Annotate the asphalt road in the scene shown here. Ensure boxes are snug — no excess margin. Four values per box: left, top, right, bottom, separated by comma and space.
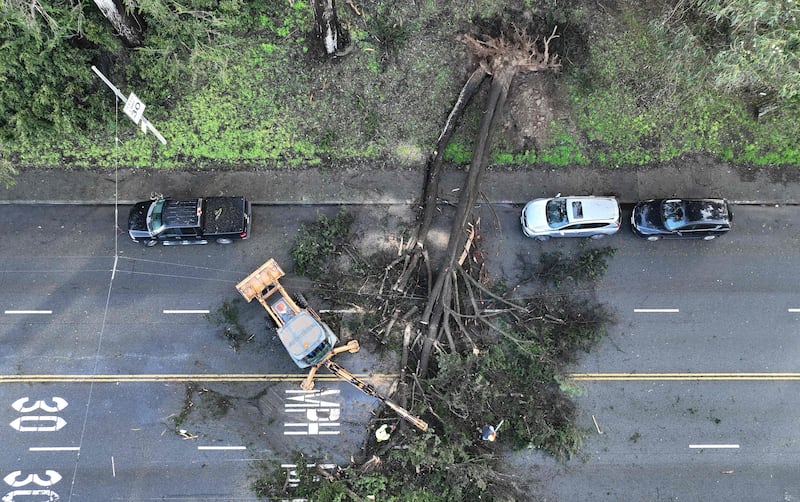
501, 204, 800, 501
0, 204, 408, 501
2, 202, 799, 500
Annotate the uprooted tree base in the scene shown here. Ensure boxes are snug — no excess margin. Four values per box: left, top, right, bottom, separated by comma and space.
253, 24, 615, 501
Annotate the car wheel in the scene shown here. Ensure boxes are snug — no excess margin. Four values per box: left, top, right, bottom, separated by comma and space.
146, 240, 158, 247
535, 235, 550, 242
646, 235, 661, 241
216, 237, 233, 244
703, 235, 717, 240
590, 234, 606, 240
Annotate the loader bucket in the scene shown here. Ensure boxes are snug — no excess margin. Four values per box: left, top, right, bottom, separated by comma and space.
236, 258, 285, 302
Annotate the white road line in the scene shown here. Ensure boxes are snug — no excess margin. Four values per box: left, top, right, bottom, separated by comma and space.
5, 310, 53, 315
689, 444, 739, 449
280, 463, 337, 469
197, 445, 246, 451
634, 308, 680, 313
284, 432, 340, 436
788, 308, 800, 313
111, 456, 116, 477
163, 309, 210, 314
29, 446, 80, 452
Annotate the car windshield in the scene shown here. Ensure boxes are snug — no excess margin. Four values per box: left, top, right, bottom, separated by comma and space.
148, 199, 165, 235
545, 199, 568, 228
662, 200, 686, 231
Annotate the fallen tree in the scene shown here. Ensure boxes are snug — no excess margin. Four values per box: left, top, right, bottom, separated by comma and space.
251, 23, 622, 502
396, 26, 562, 377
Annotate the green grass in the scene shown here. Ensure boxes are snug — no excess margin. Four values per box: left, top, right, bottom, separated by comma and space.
563, 4, 800, 168
6, 1, 800, 171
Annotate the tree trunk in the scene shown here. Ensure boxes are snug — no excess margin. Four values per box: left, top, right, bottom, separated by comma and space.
413, 67, 488, 250
313, 0, 352, 56
417, 69, 513, 376
93, 0, 143, 47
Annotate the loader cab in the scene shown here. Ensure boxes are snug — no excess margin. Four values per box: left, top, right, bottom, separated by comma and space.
277, 312, 338, 368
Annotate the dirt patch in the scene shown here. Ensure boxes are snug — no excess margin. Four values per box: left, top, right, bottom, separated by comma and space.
503, 73, 563, 151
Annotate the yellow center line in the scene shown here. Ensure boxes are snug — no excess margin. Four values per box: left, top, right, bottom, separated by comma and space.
570, 372, 800, 381
0, 373, 400, 384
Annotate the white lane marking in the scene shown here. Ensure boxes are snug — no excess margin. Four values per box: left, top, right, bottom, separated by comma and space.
5, 310, 53, 314
29, 447, 80, 452
111, 254, 118, 282
111, 456, 116, 477
281, 463, 337, 469
283, 422, 342, 436
689, 444, 739, 449
197, 445, 246, 450
163, 309, 210, 314
634, 308, 680, 313
788, 308, 800, 312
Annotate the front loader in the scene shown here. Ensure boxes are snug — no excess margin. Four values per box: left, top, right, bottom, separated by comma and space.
237, 259, 428, 431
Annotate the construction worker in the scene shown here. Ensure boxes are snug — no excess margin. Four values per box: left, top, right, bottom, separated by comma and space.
481, 420, 503, 442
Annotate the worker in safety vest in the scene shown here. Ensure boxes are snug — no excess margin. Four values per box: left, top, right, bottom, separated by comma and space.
375, 423, 395, 442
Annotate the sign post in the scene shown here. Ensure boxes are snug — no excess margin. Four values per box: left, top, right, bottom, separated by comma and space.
91, 66, 166, 145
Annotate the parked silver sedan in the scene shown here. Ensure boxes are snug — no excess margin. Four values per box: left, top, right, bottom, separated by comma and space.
521, 195, 621, 241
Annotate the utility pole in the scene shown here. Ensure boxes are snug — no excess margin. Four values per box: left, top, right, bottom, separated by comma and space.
91, 66, 166, 145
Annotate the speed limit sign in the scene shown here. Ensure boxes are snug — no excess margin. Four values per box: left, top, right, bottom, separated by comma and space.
123, 93, 146, 124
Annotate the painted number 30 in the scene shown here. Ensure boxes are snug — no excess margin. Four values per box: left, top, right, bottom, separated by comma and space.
4, 398, 67, 501
9, 397, 68, 433
3, 471, 61, 502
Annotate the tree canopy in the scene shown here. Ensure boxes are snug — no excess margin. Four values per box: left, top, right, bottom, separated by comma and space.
659, 0, 800, 100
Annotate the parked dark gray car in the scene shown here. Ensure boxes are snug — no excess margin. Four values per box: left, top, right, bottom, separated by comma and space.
631, 198, 732, 240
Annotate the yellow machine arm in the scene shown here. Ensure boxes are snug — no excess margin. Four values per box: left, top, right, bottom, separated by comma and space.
323, 359, 429, 432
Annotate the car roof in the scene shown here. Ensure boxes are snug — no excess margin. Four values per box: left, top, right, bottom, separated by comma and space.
564, 197, 619, 223
161, 199, 201, 228
668, 199, 729, 224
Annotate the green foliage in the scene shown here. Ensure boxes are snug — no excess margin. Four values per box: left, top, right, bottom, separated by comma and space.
656, 0, 800, 100
537, 246, 617, 286
495, 129, 590, 167
0, 143, 19, 188
291, 211, 354, 279
0, 26, 106, 147
5, 0, 800, 173
366, 5, 410, 70
1, 0, 467, 169
566, 4, 800, 167
444, 142, 473, 164
205, 298, 252, 350
252, 442, 480, 501
425, 292, 609, 460
251, 454, 339, 499
256, 0, 311, 38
